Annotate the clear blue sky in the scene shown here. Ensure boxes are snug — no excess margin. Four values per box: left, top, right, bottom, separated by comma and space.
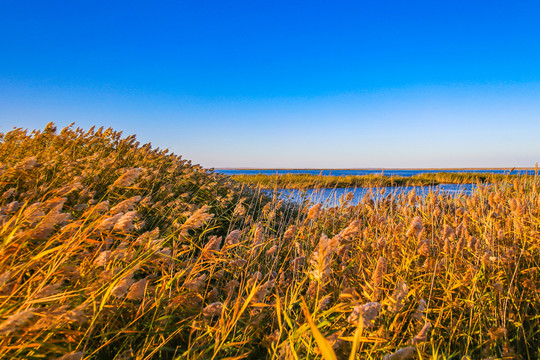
1, 1, 539, 168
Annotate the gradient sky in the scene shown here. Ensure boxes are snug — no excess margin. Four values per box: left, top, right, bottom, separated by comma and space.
1, 1, 539, 168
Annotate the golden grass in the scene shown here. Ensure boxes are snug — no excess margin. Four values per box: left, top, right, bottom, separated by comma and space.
0, 123, 539, 359
230, 172, 525, 189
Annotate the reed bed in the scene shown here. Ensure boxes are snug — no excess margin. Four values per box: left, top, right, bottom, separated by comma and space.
0, 124, 539, 359
230, 172, 525, 189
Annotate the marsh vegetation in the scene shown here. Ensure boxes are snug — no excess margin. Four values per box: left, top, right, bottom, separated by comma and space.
0, 124, 539, 359
230, 172, 526, 189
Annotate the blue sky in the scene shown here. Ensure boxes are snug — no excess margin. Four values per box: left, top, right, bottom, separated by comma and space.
1, 1, 539, 168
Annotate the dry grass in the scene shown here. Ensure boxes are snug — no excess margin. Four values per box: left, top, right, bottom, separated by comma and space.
0, 123, 539, 359
230, 172, 525, 189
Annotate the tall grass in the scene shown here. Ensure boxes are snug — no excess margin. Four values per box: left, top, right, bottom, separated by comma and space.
0, 124, 538, 359
230, 172, 525, 189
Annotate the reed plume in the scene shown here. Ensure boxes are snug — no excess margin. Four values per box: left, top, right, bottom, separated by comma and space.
111, 167, 143, 188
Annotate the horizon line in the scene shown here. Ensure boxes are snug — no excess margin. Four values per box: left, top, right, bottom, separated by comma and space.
214, 166, 537, 171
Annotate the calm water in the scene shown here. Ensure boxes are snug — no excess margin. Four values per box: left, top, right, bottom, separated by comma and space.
220, 168, 529, 206
217, 168, 534, 176
276, 183, 477, 207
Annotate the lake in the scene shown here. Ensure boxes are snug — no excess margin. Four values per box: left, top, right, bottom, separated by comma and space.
276, 183, 476, 207
219, 168, 532, 206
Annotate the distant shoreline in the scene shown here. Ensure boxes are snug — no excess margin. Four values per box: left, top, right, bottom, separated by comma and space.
227, 171, 531, 189
216, 167, 535, 171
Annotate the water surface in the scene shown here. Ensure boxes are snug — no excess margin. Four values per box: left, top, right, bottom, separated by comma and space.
278, 183, 476, 207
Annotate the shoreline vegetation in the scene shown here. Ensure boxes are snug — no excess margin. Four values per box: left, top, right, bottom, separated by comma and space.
1, 123, 539, 359
229, 172, 532, 189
